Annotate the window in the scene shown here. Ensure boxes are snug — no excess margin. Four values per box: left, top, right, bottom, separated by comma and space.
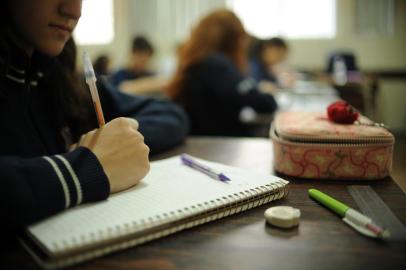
226, 0, 336, 39
74, 0, 114, 45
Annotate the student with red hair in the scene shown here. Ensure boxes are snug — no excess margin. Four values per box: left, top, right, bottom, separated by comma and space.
167, 10, 277, 136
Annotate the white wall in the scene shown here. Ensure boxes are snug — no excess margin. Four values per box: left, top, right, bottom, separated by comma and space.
122, 0, 406, 71
376, 80, 406, 133
128, 0, 226, 72
76, 0, 132, 71
76, 0, 406, 71
288, 0, 406, 71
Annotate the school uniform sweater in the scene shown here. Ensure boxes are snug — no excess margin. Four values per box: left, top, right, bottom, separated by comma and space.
0, 43, 189, 236
249, 58, 278, 84
175, 53, 278, 136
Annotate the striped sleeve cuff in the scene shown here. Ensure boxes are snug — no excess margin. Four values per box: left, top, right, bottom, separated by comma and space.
41, 147, 110, 209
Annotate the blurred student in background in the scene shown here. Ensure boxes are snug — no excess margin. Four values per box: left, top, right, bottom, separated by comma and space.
249, 37, 294, 89
93, 54, 111, 76
110, 36, 167, 95
110, 35, 155, 86
166, 9, 278, 137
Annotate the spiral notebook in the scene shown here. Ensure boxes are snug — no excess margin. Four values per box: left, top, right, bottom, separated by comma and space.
20, 155, 289, 269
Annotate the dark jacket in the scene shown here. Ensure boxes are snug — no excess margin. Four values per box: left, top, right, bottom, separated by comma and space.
176, 53, 277, 136
0, 43, 189, 237
249, 58, 278, 83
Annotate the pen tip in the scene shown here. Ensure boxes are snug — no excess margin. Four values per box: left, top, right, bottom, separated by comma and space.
219, 173, 231, 182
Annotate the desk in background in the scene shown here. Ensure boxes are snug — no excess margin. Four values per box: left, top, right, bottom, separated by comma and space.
275, 80, 339, 112
244, 80, 339, 137
2, 137, 405, 270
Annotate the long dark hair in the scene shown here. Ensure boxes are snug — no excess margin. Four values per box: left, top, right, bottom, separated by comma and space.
0, 2, 92, 141
0, 1, 11, 62
43, 38, 92, 140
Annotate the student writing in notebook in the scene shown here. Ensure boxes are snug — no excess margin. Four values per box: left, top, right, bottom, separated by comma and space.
0, 0, 188, 237
166, 10, 278, 137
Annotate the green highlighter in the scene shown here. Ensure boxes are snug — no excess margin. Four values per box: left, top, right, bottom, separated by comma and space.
308, 189, 390, 239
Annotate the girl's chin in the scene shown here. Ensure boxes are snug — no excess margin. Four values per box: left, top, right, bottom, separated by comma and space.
38, 42, 67, 57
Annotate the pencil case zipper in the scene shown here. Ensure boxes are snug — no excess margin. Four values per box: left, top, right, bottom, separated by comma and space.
271, 127, 395, 147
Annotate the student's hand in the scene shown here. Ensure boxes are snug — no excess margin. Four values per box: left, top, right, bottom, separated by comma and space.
119, 76, 169, 95
78, 117, 150, 193
258, 81, 278, 95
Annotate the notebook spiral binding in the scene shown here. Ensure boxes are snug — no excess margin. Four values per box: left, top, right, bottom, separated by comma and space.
37, 179, 288, 269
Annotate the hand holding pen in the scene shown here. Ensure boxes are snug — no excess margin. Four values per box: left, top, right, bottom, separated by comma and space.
78, 52, 150, 193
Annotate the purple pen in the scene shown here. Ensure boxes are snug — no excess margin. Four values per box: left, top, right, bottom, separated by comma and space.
180, 154, 231, 182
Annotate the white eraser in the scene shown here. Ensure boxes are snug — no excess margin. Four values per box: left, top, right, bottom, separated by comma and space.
264, 206, 301, 228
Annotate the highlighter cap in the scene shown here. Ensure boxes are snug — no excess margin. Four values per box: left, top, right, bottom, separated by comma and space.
82, 52, 96, 83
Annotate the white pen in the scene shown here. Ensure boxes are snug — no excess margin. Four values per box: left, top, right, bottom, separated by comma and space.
83, 52, 105, 127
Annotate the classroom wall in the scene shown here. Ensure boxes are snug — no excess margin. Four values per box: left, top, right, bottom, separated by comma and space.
288, 0, 406, 71
128, 0, 225, 73
76, 0, 132, 71
77, 0, 406, 72
122, 0, 406, 71
376, 80, 406, 134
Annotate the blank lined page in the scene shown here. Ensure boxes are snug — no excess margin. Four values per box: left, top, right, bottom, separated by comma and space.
28, 156, 287, 253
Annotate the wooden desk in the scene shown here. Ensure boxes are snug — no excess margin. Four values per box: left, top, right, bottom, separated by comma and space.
2, 137, 406, 270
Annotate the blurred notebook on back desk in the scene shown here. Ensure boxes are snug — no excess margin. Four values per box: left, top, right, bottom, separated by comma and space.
20, 155, 289, 269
